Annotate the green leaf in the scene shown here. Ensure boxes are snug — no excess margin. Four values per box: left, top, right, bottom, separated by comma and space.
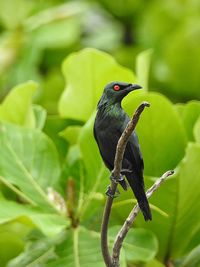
8, 227, 125, 267
194, 116, 200, 143
43, 116, 71, 160
123, 91, 187, 176
25, 2, 86, 31
60, 125, 82, 145
32, 105, 47, 130
137, 143, 200, 260
77, 114, 108, 220
59, 48, 135, 121
0, 0, 33, 29
145, 258, 165, 267
109, 226, 158, 263
0, 81, 37, 127
136, 49, 153, 91
7, 232, 63, 267
175, 101, 200, 141
38, 69, 65, 114
48, 227, 126, 267
113, 199, 168, 217
78, 113, 108, 190
0, 200, 69, 236
175, 103, 185, 117
179, 245, 200, 267
0, 231, 24, 266
0, 122, 61, 212
31, 18, 81, 49
170, 143, 200, 257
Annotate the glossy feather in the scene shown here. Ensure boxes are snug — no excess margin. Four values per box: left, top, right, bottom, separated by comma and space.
94, 82, 152, 221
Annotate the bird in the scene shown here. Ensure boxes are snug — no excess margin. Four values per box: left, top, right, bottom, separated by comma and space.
93, 81, 152, 221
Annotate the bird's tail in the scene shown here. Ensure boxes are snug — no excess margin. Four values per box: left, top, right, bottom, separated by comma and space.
126, 173, 152, 221
138, 199, 152, 221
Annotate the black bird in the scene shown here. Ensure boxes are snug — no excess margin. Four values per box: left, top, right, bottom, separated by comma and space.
93, 81, 152, 221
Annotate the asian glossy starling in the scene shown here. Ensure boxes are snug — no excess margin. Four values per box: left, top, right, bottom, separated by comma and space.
93, 81, 152, 221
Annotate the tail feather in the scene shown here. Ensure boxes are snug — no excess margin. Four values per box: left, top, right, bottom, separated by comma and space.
126, 173, 152, 221
138, 200, 152, 221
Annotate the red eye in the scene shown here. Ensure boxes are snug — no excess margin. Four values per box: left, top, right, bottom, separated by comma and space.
113, 85, 120, 91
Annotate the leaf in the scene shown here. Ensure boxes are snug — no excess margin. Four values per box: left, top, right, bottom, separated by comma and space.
136, 49, 153, 91
25, 2, 86, 31
78, 113, 108, 190
32, 105, 47, 130
0, 81, 37, 127
48, 227, 126, 267
194, 116, 200, 143
43, 116, 72, 160
0, 231, 24, 266
123, 91, 187, 176
109, 226, 158, 263
60, 125, 82, 145
137, 143, 200, 260
7, 232, 63, 267
31, 18, 81, 49
6, 41, 42, 87
145, 258, 165, 267
175, 101, 200, 141
8, 227, 126, 267
170, 143, 200, 257
179, 244, 200, 267
38, 69, 65, 114
0, 0, 33, 29
0, 200, 69, 236
59, 48, 135, 121
113, 199, 168, 217
77, 114, 108, 220
0, 122, 61, 211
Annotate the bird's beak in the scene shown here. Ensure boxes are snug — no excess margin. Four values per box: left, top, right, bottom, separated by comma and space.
127, 84, 142, 91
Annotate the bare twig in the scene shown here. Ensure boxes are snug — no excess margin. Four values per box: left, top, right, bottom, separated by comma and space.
112, 101, 150, 179
101, 102, 150, 267
112, 170, 174, 266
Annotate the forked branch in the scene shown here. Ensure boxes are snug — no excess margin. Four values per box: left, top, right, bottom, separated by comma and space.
100, 101, 174, 267
112, 170, 174, 266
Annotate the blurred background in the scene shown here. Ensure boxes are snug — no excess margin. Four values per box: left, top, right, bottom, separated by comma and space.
1, 0, 200, 110
0, 1, 200, 267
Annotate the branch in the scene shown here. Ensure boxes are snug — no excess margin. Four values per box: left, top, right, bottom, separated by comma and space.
112, 170, 174, 266
101, 102, 150, 267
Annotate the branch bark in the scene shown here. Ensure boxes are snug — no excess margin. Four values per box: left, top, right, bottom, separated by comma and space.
112, 170, 174, 266
100, 101, 174, 267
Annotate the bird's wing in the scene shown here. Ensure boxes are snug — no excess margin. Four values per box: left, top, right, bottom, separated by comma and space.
124, 132, 144, 176
93, 124, 115, 170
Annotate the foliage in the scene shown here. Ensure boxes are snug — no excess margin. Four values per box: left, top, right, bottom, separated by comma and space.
0, 48, 199, 266
0, 1, 200, 265
0, 0, 200, 104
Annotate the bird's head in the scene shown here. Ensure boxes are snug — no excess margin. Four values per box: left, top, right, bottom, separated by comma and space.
98, 81, 142, 108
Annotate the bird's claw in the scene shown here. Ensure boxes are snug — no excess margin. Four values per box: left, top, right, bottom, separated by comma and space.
105, 186, 120, 198
110, 173, 119, 184
110, 169, 132, 183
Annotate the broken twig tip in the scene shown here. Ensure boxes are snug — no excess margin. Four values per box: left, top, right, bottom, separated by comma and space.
143, 101, 150, 107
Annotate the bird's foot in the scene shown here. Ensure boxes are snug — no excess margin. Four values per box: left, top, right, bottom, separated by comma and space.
105, 186, 120, 198
110, 173, 119, 184
110, 169, 132, 184
110, 173, 125, 183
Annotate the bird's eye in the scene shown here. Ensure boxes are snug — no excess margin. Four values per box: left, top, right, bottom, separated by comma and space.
113, 85, 120, 91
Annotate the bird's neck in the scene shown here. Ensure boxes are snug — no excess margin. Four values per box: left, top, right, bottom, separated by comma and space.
97, 97, 124, 120
97, 94, 122, 110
